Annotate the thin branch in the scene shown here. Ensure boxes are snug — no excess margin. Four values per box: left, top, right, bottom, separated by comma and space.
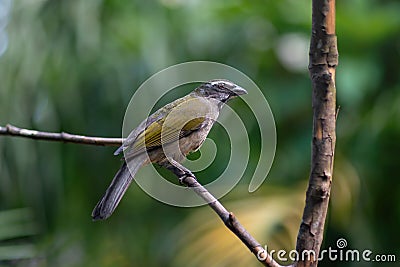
0, 124, 123, 146
295, 0, 338, 266
181, 176, 285, 267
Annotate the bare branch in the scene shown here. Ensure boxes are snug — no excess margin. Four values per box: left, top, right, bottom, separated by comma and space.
295, 0, 338, 266
0, 124, 123, 146
180, 175, 286, 267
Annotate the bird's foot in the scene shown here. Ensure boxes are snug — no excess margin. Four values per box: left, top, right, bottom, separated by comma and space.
178, 171, 196, 185
178, 176, 186, 185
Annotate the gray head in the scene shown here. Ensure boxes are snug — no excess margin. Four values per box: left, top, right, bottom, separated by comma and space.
194, 79, 248, 103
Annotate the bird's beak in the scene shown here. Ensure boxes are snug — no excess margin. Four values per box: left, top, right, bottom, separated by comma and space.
232, 85, 248, 96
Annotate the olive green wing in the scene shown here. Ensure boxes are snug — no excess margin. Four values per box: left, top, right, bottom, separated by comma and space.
114, 95, 193, 156
120, 95, 218, 159
126, 115, 208, 158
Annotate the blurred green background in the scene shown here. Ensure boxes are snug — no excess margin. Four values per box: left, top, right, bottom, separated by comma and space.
1, 0, 399, 266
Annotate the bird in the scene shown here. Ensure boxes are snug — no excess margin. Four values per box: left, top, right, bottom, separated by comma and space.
92, 79, 247, 220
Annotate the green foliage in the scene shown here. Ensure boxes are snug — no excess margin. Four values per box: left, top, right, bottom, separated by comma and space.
0, 0, 399, 266
0, 208, 38, 263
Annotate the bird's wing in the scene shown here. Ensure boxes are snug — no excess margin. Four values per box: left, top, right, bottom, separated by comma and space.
124, 96, 218, 158
125, 116, 208, 158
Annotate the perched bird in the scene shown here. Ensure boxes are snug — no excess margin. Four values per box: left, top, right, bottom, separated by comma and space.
92, 79, 247, 220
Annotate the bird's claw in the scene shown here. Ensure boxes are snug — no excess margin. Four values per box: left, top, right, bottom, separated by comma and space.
178, 176, 186, 185
178, 172, 196, 185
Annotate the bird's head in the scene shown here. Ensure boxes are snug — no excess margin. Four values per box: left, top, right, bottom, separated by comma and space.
193, 79, 248, 104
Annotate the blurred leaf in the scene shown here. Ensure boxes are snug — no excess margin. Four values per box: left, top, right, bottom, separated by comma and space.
0, 245, 36, 261
0, 208, 38, 241
168, 186, 305, 267
0, 208, 38, 262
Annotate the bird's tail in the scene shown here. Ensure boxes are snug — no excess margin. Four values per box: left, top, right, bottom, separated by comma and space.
92, 156, 145, 221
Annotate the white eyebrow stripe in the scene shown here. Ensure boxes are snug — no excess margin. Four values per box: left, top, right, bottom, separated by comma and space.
209, 80, 233, 87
